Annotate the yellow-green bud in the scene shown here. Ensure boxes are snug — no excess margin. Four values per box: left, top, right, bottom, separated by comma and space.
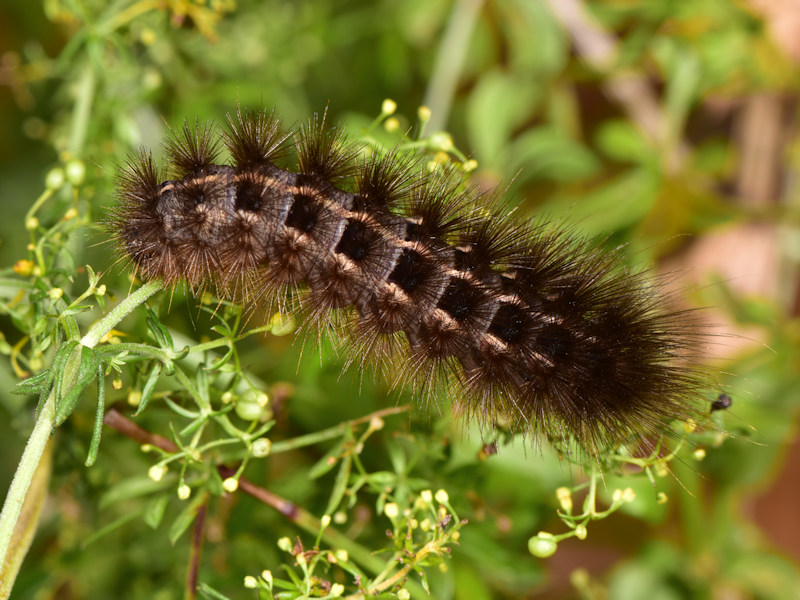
252, 437, 272, 457
148, 464, 166, 481
177, 484, 191, 500
381, 99, 397, 115
65, 159, 86, 186
277, 537, 293, 552
45, 167, 65, 190
528, 532, 557, 558
556, 487, 572, 513
429, 132, 453, 152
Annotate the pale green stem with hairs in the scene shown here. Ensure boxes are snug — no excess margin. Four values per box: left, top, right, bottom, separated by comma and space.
0, 281, 161, 598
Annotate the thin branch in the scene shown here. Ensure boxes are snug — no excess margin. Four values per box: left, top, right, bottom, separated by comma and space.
186, 502, 207, 600
104, 407, 179, 452
104, 408, 427, 599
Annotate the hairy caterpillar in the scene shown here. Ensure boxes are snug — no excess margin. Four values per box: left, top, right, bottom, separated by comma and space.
110, 106, 710, 455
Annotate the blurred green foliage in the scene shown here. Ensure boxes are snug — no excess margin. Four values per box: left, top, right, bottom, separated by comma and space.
1, 0, 799, 598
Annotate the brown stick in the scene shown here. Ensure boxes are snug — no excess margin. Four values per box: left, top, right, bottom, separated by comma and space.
103, 407, 301, 520
185, 502, 207, 599
102, 407, 395, 582
103, 407, 179, 453
217, 465, 300, 520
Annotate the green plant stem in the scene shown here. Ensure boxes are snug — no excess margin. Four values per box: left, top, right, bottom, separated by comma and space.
105, 407, 426, 599
68, 60, 96, 156
422, 0, 484, 131
0, 388, 56, 599
187, 325, 271, 354
228, 469, 432, 600
80, 279, 162, 348
269, 405, 410, 455
0, 282, 162, 597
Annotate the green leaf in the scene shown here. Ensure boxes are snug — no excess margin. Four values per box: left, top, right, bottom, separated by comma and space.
509, 127, 600, 181
541, 167, 660, 237
134, 361, 162, 416
55, 345, 100, 426
100, 475, 174, 508
309, 439, 346, 479
466, 68, 540, 167
208, 345, 235, 370
324, 451, 352, 516
197, 583, 232, 600
662, 44, 702, 149
84, 362, 105, 466
208, 465, 225, 497
283, 566, 304, 589
417, 568, 431, 594
146, 308, 174, 350
595, 120, 653, 164
195, 366, 210, 408
143, 494, 169, 529
12, 370, 51, 396
271, 577, 298, 591
34, 340, 77, 416
82, 508, 145, 548
169, 492, 207, 545
60, 304, 92, 317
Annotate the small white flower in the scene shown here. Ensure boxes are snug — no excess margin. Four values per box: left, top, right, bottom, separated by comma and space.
622, 487, 636, 503
334, 549, 349, 563
252, 438, 272, 457
277, 537, 293, 552
148, 464, 166, 482
381, 99, 397, 115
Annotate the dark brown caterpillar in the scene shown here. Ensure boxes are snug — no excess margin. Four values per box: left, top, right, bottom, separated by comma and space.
110, 106, 709, 455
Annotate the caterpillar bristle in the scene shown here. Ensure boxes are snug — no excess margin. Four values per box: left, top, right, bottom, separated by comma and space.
294, 109, 362, 182
111, 150, 164, 282
165, 119, 220, 177
224, 106, 289, 167
354, 149, 422, 213
110, 105, 712, 457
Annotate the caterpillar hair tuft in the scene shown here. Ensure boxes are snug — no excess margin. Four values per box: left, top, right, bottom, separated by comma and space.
110, 105, 712, 456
